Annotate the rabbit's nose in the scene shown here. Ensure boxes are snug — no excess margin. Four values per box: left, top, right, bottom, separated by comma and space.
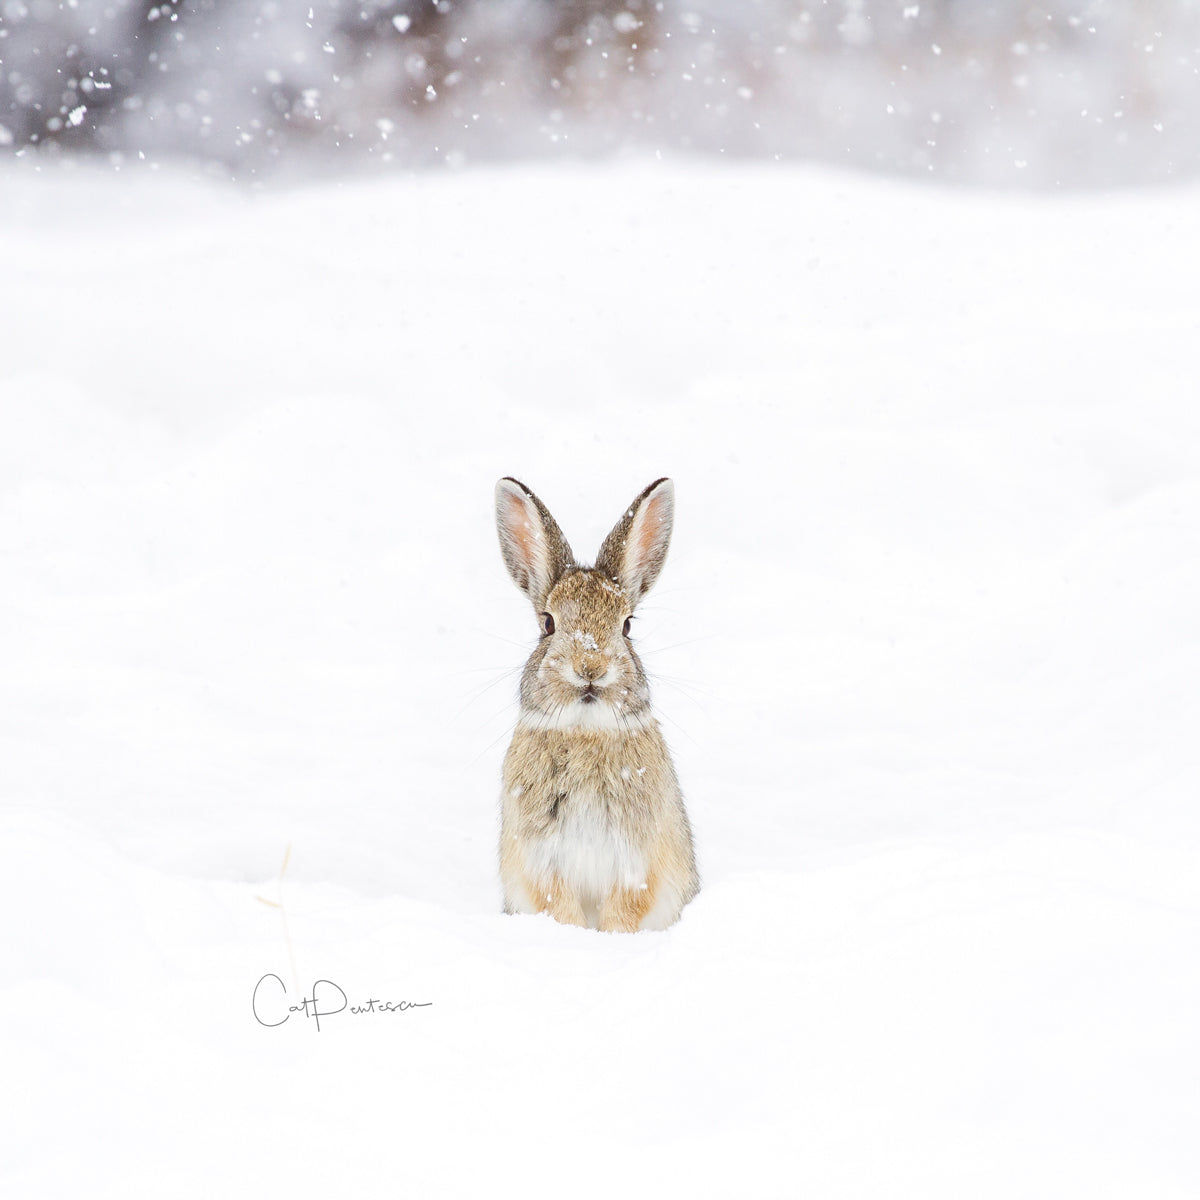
577, 656, 607, 682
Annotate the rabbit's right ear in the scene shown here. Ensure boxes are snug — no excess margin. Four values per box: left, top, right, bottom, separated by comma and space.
595, 477, 674, 609
495, 478, 575, 610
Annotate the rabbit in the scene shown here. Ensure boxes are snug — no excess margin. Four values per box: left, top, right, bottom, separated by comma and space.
494, 476, 699, 932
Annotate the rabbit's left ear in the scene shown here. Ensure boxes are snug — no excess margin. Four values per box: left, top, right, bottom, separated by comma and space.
495, 478, 575, 610
595, 478, 674, 608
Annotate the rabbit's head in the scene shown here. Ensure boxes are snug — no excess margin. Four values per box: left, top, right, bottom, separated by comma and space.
495, 477, 674, 730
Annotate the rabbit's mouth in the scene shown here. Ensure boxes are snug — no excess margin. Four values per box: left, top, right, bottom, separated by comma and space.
579, 685, 600, 704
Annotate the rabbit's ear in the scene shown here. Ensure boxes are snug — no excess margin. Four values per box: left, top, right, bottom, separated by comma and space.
595, 478, 674, 608
495, 478, 576, 609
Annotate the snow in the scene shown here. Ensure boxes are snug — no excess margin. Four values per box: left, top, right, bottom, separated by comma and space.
2, 160, 1199, 1197
6, 1, 1200, 185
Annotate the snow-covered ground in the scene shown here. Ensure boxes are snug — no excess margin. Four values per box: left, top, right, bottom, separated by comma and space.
2, 161, 1198, 1197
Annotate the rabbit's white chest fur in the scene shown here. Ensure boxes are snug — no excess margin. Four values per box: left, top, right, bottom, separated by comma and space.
523, 791, 646, 915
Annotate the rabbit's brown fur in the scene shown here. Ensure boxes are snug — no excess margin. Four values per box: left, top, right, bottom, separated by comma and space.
494, 479, 699, 931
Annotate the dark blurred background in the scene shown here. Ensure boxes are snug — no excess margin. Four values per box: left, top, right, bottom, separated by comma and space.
2, 0, 1197, 186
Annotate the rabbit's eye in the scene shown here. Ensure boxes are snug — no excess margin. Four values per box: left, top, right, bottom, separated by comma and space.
622, 617, 632, 637
541, 613, 555, 636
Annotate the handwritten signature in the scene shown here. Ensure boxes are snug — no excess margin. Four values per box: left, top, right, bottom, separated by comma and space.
253, 974, 432, 1032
